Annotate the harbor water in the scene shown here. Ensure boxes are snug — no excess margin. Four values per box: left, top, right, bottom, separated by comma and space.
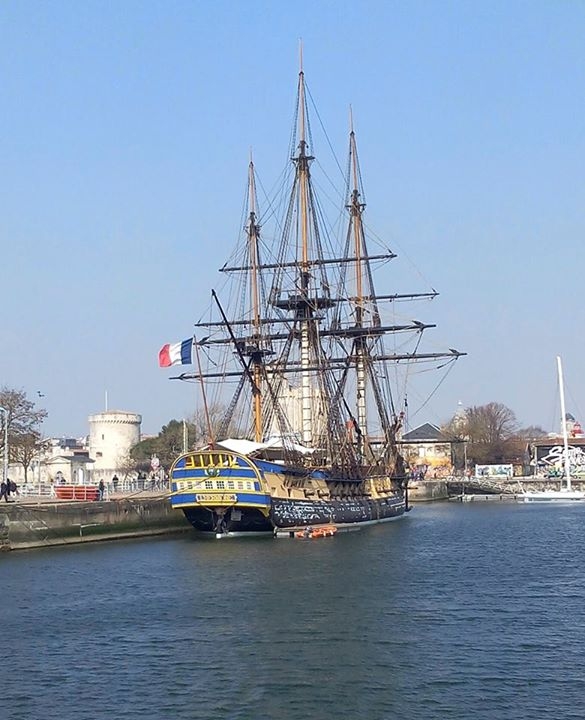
3, 502, 585, 720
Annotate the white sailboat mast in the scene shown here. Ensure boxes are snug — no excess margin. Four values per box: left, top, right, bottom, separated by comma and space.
557, 355, 572, 491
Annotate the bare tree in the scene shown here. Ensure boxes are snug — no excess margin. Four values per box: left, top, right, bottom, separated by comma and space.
514, 425, 548, 440
0, 387, 48, 478
444, 402, 518, 466
117, 453, 139, 482
11, 432, 39, 483
186, 403, 229, 446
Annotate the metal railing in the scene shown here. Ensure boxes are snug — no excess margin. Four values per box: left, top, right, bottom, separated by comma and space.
14, 478, 170, 501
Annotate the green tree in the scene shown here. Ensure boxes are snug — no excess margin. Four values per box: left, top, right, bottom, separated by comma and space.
131, 419, 196, 469
130, 405, 229, 470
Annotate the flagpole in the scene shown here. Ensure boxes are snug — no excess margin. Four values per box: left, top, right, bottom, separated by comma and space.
193, 337, 214, 446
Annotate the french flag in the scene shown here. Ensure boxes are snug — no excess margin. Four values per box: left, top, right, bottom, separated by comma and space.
158, 338, 194, 367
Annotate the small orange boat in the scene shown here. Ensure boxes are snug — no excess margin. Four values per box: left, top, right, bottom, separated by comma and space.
294, 525, 337, 539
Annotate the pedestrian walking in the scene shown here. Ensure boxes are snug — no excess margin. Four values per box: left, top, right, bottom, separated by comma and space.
0, 480, 8, 502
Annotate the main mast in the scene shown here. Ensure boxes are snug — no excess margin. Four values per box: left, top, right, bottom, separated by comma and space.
297, 50, 314, 446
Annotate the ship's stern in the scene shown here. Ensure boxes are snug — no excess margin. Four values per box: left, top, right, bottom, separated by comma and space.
170, 449, 273, 535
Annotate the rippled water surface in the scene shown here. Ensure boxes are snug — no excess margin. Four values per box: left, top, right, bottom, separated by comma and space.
3, 502, 585, 719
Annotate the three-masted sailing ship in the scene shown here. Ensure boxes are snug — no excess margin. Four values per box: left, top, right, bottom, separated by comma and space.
166, 61, 463, 537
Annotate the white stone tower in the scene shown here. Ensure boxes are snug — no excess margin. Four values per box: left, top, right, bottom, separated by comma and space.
88, 411, 142, 476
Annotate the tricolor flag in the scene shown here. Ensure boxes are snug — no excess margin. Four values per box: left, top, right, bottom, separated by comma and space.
158, 338, 194, 367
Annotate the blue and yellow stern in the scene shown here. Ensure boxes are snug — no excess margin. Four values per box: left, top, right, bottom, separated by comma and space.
170, 450, 274, 534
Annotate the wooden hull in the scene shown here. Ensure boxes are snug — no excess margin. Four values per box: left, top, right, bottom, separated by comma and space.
270, 495, 406, 528
170, 448, 407, 537
181, 493, 406, 535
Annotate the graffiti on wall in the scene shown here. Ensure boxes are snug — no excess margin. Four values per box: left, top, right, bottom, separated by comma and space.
538, 444, 585, 475
475, 464, 513, 478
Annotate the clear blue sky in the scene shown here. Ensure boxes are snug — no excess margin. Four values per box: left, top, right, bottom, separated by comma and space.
1, 0, 584, 437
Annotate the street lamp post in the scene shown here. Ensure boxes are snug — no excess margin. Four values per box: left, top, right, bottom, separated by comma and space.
37, 429, 43, 493
0, 406, 8, 485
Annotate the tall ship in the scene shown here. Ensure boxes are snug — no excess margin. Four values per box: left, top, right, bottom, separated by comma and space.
165, 59, 464, 537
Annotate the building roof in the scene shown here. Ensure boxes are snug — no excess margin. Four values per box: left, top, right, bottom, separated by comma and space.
531, 436, 585, 447
401, 423, 452, 443
46, 455, 95, 465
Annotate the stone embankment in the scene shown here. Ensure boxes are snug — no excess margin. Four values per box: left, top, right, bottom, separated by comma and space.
0, 492, 191, 552
3, 477, 524, 551
408, 476, 545, 501
408, 479, 449, 502
447, 476, 585, 496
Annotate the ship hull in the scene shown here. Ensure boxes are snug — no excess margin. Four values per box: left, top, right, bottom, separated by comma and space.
270, 495, 405, 528
180, 494, 406, 536
170, 448, 407, 537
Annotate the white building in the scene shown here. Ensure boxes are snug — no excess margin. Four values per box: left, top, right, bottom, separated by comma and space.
9, 410, 142, 488
88, 411, 142, 478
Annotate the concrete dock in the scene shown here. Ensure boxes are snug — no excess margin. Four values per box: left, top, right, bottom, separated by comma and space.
0, 491, 191, 551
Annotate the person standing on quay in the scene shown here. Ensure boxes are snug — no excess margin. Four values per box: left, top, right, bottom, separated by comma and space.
98, 478, 105, 501
0, 480, 8, 502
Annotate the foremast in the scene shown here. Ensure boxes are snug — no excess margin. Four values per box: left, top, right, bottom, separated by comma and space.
271, 56, 339, 455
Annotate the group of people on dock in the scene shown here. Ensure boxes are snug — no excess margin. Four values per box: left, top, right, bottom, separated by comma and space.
0, 479, 18, 502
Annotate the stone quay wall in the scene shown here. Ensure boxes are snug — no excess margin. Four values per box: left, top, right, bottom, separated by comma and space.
409, 479, 449, 502
0, 496, 191, 552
